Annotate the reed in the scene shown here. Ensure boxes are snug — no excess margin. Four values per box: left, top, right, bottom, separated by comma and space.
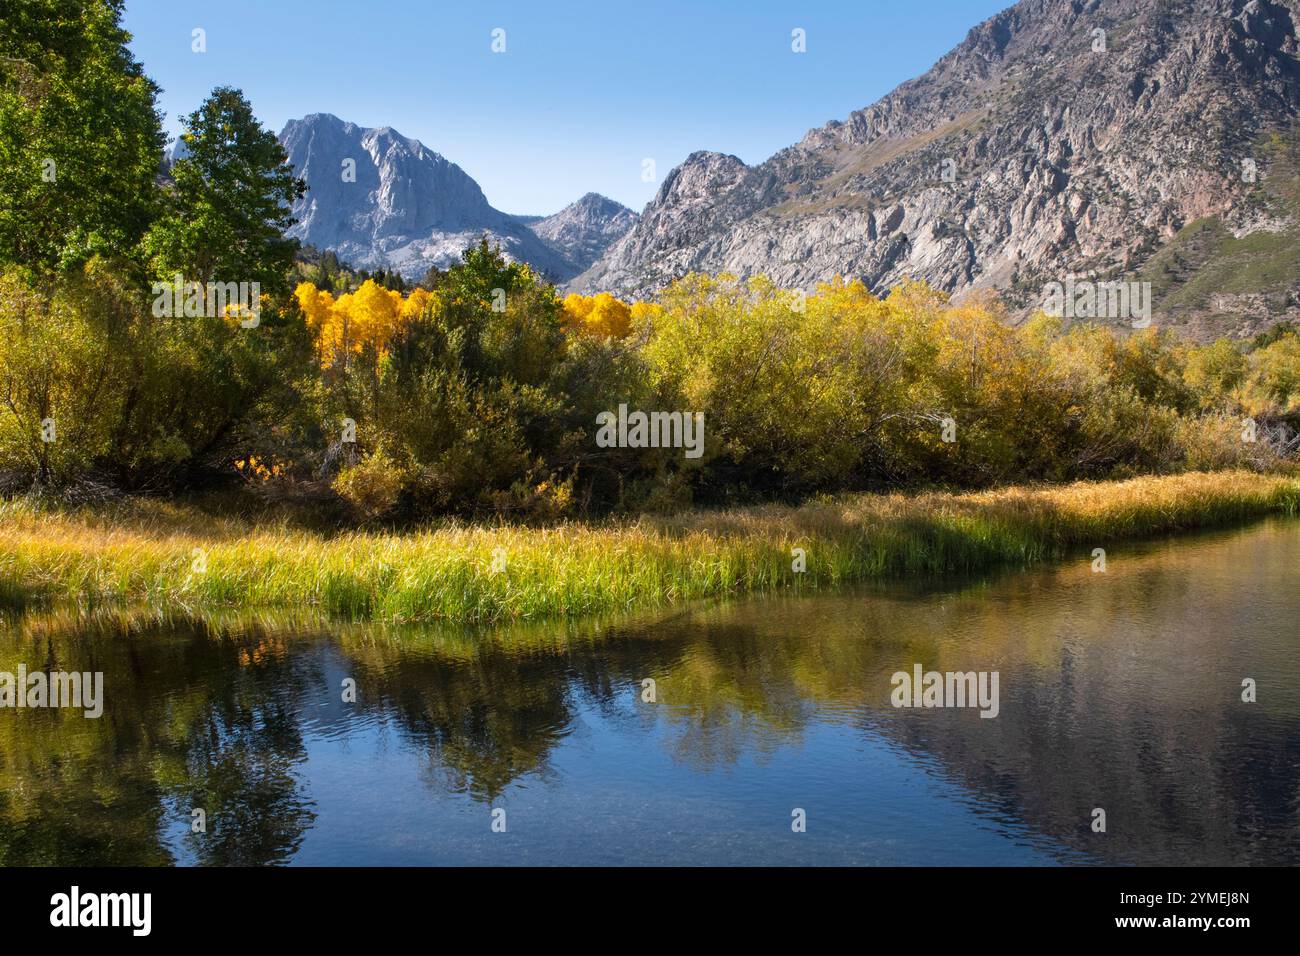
1, 470, 1296, 624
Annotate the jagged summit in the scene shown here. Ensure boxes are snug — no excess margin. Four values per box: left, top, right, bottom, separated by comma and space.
526, 192, 639, 276
278, 114, 636, 281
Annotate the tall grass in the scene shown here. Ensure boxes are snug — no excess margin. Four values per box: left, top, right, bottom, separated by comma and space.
1, 470, 1297, 624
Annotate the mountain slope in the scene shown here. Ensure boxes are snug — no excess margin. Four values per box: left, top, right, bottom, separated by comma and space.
279, 114, 633, 281
574, 0, 1300, 335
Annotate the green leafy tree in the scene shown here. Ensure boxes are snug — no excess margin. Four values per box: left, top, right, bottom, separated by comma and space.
0, 0, 164, 273
146, 86, 303, 293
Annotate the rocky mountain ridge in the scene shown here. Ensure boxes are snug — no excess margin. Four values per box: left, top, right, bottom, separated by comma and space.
572, 0, 1300, 337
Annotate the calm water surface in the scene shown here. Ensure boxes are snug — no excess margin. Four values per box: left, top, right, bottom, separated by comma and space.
2, 519, 1298, 866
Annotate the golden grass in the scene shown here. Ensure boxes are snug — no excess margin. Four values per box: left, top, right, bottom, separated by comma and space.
1, 470, 1296, 624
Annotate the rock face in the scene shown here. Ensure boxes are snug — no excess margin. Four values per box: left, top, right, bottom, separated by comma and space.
573, 0, 1300, 333
279, 114, 634, 281
525, 193, 640, 276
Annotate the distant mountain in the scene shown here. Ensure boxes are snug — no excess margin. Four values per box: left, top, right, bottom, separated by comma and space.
573, 0, 1300, 337
278, 113, 635, 282
524, 192, 640, 277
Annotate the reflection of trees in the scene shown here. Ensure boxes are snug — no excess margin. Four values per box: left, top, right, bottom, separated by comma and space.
172, 697, 315, 866
593, 619, 817, 770
332, 614, 823, 792
392, 655, 573, 803
0, 613, 316, 866
0, 704, 172, 865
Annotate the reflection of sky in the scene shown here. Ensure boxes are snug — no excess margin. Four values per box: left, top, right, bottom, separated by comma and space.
290, 684, 1074, 866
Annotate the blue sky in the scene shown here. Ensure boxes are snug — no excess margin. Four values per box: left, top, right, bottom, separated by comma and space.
123, 0, 1009, 215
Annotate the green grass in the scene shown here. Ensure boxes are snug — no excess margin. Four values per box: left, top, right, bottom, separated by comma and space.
1, 470, 1298, 624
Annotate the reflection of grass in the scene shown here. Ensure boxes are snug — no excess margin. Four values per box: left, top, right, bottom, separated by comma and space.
1, 470, 1297, 624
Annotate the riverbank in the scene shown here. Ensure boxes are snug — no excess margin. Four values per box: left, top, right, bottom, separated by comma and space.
1, 470, 1297, 623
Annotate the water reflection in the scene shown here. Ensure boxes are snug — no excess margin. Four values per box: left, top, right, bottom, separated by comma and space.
0, 617, 317, 864
1, 519, 1298, 865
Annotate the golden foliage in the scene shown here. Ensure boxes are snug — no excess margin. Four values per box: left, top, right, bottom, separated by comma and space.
295, 280, 439, 364
562, 292, 633, 338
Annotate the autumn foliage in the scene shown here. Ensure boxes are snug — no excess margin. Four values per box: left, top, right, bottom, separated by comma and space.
561, 292, 633, 338
266, 248, 1300, 521
295, 279, 435, 362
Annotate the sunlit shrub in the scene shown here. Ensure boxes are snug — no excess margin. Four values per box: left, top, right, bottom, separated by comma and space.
332, 446, 410, 519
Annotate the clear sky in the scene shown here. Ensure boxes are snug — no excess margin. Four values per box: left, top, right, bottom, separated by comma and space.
123, 0, 1010, 216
